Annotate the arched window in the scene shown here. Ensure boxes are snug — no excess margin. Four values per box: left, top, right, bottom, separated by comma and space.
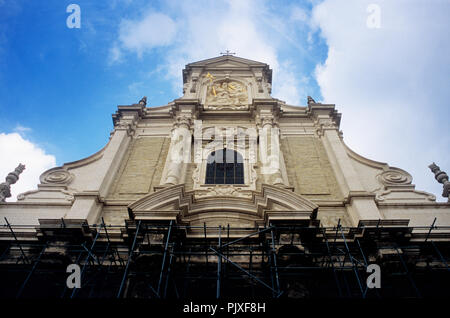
205, 149, 244, 184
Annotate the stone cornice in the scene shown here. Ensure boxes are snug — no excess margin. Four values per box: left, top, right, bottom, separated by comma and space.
112, 103, 145, 127
307, 103, 342, 129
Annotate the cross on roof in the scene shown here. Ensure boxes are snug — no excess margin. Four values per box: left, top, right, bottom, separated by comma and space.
220, 50, 236, 56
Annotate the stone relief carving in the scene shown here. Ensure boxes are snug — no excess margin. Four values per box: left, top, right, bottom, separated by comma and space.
377, 169, 412, 186
205, 80, 248, 110
195, 185, 252, 199
40, 168, 74, 185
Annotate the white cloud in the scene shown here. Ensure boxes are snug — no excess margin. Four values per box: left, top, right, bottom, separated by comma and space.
13, 125, 31, 133
275, 60, 302, 105
170, 0, 304, 104
108, 44, 123, 64
0, 132, 56, 201
115, 11, 177, 58
291, 6, 308, 23
110, 0, 303, 104
312, 0, 450, 200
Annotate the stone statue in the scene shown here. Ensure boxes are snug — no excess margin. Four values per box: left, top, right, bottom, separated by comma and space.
429, 162, 450, 201
183, 82, 189, 94
0, 164, 25, 202
307, 96, 316, 105
164, 119, 192, 185
139, 96, 147, 106
265, 82, 272, 94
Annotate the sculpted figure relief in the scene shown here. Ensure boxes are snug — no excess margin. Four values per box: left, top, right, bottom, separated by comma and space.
205, 80, 248, 110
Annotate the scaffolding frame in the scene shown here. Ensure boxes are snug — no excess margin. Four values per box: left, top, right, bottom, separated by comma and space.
1, 217, 450, 299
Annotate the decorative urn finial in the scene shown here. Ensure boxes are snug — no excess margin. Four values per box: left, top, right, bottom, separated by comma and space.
0, 163, 26, 202
429, 162, 450, 200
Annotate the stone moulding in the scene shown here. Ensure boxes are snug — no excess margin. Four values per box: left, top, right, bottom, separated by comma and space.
127, 183, 319, 227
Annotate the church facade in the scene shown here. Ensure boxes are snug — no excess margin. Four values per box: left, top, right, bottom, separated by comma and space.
1, 55, 449, 298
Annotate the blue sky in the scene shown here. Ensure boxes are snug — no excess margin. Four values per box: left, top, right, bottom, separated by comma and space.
0, 0, 449, 201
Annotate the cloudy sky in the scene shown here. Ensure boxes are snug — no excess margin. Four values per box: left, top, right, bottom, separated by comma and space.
0, 0, 449, 201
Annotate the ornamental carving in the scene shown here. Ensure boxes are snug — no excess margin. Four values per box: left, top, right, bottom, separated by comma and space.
40, 168, 74, 185
378, 169, 412, 186
195, 185, 252, 199
174, 114, 192, 129
205, 80, 248, 110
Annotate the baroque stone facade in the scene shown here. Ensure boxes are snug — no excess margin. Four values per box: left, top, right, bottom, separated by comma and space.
1, 55, 450, 235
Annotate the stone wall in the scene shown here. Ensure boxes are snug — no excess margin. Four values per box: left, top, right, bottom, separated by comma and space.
281, 136, 343, 200
107, 136, 170, 200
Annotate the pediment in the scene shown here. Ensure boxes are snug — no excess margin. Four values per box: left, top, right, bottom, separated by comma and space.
186, 55, 268, 68
206, 61, 252, 69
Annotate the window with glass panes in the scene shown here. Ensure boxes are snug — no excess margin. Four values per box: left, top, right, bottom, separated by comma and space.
205, 149, 244, 184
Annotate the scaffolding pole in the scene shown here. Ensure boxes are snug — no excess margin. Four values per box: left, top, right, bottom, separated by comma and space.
216, 225, 222, 299
270, 225, 281, 297
4, 217, 29, 264
0, 222, 449, 299
157, 220, 173, 297
16, 243, 47, 298
338, 224, 365, 297
210, 247, 281, 297
117, 220, 141, 298
71, 224, 102, 298
395, 245, 422, 298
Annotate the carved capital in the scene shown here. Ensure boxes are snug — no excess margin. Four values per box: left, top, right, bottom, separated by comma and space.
173, 114, 193, 130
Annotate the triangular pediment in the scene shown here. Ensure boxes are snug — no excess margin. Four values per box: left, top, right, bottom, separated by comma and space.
182, 55, 273, 90
186, 55, 268, 68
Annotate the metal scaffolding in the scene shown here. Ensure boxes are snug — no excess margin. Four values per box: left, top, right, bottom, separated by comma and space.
0, 217, 450, 299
